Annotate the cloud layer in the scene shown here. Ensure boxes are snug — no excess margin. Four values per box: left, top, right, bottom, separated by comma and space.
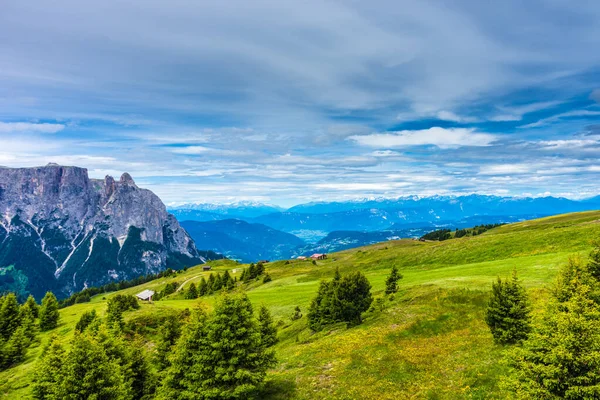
1, 0, 600, 205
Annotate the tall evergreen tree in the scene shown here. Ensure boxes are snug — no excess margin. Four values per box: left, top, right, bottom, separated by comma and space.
154, 315, 183, 371
22, 294, 39, 319
504, 275, 600, 398
212, 273, 223, 292
75, 309, 97, 333
39, 292, 60, 331
588, 240, 600, 280
198, 277, 208, 296
336, 271, 373, 326
258, 305, 278, 347
159, 295, 276, 399
255, 262, 265, 277
485, 270, 531, 344
222, 270, 234, 290
55, 332, 127, 399
247, 263, 256, 280
0, 293, 21, 340
185, 283, 199, 299
32, 336, 66, 399
207, 274, 216, 294
385, 265, 403, 295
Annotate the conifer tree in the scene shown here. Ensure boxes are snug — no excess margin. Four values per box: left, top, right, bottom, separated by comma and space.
0, 293, 21, 340
39, 292, 60, 331
485, 270, 531, 344
159, 295, 276, 399
3, 325, 28, 366
22, 294, 39, 319
207, 274, 216, 294
154, 315, 182, 371
212, 273, 223, 292
32, 336, 66, 399
198, 277, 208, 296
504, 274, 600, 398
255, 262, 265, 276
385, 265, 403, 295
19, 308, 38, 345
222, 270, 234, 290
75, 309, 97, 333
247, 263, 256, 280
56, 332, 126, 399
185, 282, 198, 299
588, 239, 600, 280
336, 271, 373, 326
258, 305, 278, 347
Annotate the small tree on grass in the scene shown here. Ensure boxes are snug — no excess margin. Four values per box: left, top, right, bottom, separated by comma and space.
258, 305, 278, 347
588, 240, 600, 280
39, 292, 60, 331
485, 270, 531, 344
385, 265, 403, 295
75, 310, 97, 333
0, 293, 22, 340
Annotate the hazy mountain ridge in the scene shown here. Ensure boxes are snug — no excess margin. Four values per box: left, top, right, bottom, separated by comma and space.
0, 165, 207, 299
181, 219, 304, 262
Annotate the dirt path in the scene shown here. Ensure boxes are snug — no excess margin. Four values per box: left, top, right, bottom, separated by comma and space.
176, 275, 201, 292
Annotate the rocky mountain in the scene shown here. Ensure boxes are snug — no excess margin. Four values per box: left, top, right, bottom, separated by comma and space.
0, 164, 207, 299
180, 219, 305, 263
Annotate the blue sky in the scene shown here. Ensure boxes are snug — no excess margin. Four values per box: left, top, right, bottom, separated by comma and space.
1, 0, 600, 207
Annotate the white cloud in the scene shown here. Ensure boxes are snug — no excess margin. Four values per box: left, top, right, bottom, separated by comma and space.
349, 127, 496, 149
479, 164, 531, 175
0, 121, 65, 134
519, 110, 600, 129
436, 111, 478, 123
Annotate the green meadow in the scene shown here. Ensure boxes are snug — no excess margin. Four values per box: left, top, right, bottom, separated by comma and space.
3, 210, 600, 399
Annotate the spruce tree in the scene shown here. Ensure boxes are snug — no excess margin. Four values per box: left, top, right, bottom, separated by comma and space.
207, 274, 216, 294
336, 271, 373, 326
485, 271, 531, 344
258, 305, 278, 347
185, 282, 199, 299
385, 265, 403, 295
588, 240, 600, 280
56, 332, 126, 399
154, 314, 182, 371
255, 262, 265, 276
32, 336, 66, 399
0, 293, 21, 340
159, 295, 276, 399
22, 294, 39, 319
75, 309, 97, 333
39, 292, 60, 331
247, 263, 256, 280
3, 325, 28, 366
222, 270, 234, 290
198, 277, 208, 296
504, 275, 600, 398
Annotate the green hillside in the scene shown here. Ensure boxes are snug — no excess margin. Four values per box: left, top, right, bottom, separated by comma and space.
3, 210, 600, 399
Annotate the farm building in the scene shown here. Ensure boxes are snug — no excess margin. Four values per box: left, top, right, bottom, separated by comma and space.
310, 253, 327, 260
136, 289, 155, 301
202, 265, 212, 271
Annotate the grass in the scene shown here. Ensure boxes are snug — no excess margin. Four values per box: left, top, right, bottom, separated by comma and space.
2, 210, 600, 399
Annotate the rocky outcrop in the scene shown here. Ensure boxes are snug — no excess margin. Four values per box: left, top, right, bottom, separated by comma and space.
0, 164, 205, 299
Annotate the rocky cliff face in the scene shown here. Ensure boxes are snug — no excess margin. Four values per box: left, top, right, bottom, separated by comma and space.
0, 164, 205, 299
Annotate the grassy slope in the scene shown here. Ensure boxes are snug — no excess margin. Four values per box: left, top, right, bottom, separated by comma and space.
3, 210, 600, 399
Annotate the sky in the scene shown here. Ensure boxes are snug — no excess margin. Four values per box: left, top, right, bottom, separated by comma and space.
1, 0, 600, 207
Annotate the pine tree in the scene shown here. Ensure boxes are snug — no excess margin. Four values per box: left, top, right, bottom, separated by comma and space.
485, 271, 532, 344
19, 308, 38, 345
247, 263, 256, 280
207, 274, 216, 294
75, 309, 97, 333
255, 262, 265, 276
258, 305, 278, 347
222, 270, 234, 290
185, 282, 199, 299
22, 294, 39, 319
504, 275, 600, 398
385, 265, 403, 295
212, 273, 223, 292
0, 293, 22, 340
56, 332, 127, 399
32, 336, 66, 399
198, 277, 208, 296
336, 271, 373, 326
588, 239, 600, 280
39, 292, 60, 331
159, 295, 276, 399
154, 314, 182, 371
3, 325, 28, 366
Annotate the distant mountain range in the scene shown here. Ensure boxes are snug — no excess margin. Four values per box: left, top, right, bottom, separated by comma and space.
170, 195, 600, 261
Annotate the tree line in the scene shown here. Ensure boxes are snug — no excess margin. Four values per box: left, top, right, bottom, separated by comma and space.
32, 293, 278, 399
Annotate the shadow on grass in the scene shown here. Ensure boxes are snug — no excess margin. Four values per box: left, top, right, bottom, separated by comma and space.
262, 374, 297, 399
